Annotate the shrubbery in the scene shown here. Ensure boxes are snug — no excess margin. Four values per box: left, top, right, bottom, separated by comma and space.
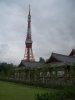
36, 87, 75, 100
0, 78, 64, 89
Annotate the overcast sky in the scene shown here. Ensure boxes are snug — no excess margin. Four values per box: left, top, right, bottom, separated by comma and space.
0, 0, 75, 64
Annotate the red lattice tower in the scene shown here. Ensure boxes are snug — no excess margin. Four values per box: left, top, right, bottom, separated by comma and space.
24, 5, 35, 62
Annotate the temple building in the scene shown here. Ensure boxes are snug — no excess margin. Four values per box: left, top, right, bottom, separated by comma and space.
12, 6, 75, 86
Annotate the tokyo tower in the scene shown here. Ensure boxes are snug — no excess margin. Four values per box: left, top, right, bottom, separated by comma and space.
24, 5, 35, 62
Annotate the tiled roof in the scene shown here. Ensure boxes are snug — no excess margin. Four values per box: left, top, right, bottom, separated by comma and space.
47, 53, 75, 64
19, 60, 43, 68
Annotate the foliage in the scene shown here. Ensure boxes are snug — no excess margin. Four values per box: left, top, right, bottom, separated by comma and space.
39, 57, 45, 63
0, 78, 66, 89
36, 86, 75, 100
0, 62, 15, 77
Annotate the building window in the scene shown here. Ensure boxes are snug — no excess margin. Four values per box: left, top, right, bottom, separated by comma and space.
40, 72, 43, 77
57, 71, 64, 77
52, 71, 55, 75
46, 71, 50, 77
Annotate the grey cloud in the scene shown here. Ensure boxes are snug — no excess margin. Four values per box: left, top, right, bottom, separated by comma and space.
0, 0, 75, 64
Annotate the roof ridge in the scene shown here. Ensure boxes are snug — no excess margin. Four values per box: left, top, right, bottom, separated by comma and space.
52, 52, 75, 58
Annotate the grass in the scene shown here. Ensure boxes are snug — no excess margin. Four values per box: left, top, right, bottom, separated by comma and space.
0, 81, 58, 100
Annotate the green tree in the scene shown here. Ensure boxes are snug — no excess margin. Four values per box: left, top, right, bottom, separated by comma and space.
39, 57, 45, 63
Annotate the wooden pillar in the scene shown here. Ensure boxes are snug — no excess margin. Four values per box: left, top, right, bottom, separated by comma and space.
27, 70, 29, 81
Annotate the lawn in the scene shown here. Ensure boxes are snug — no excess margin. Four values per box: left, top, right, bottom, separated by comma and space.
0, 81, 58, 100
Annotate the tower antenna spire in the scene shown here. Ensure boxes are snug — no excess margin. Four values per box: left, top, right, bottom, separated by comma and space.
29, 4, 30, 15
